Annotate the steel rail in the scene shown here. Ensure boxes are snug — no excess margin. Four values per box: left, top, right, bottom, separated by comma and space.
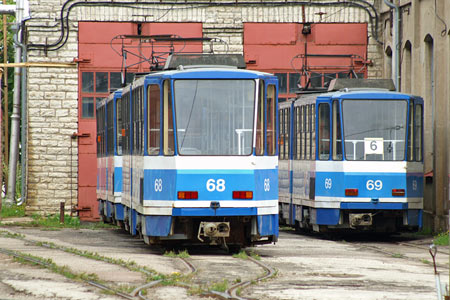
0, 247, 138, 300
226, 255, 276, 300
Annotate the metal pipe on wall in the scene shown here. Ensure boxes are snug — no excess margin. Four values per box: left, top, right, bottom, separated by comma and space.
5, 0, 23, 205
383, 0, 400, 91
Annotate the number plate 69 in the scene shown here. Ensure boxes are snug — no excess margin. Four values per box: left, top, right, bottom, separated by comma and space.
366, 179, 382, 191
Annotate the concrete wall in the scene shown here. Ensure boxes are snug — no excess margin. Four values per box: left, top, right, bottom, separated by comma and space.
24, 0, 381, 215
380, 0, 450, 231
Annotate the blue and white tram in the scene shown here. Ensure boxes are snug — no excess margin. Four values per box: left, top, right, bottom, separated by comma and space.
279, 80, 424, 232
97, 89, 125, 225
116, 62, 279, 248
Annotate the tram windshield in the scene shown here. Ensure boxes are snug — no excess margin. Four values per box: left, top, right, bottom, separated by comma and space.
174, 79, 255, 155
342, 100, 407, 161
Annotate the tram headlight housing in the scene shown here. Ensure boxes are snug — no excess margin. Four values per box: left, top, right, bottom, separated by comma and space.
345, 189, 358, 196
232, 191, 253, 199
177, 191, 198, 199
392, 189, 405, 196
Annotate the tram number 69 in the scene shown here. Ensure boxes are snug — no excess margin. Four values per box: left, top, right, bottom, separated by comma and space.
206, 179, 226, 192
264, 178, 270, 192
366, 179, 382, 191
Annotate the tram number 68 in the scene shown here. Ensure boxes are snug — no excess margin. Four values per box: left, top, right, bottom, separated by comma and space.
154, 178, 163, 192
206, 179, 226, 192
366, 179, 382, 191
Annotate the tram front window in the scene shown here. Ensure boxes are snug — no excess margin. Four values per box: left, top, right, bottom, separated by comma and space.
174, 79, 255, 155
342, 100, 407, 161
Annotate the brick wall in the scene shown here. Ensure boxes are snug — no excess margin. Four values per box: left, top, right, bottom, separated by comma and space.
25, 0, 381, 215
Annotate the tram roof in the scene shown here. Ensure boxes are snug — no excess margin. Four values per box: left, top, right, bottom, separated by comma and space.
319, 89, 422, 100
144, 67, 276, 80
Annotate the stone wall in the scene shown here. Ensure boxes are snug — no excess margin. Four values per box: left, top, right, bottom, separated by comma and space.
380, 0, 450, 231
24, 0, 381, 215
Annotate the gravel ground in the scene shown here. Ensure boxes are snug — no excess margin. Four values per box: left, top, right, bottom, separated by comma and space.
0, 224, 448, 300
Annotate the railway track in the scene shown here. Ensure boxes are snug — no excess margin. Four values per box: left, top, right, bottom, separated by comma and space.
205, 252, 276, 300
0, 230, 276, 300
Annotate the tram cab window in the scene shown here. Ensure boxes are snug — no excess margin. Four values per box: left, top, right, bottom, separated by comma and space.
342, 100, 407, 161
318, 103, 330, 160
266, 85, 277, 156
148, 84, 161, 155
332, 100, 343, 160
414, 104, 423, 161
163, 80, 174, 156
132, 86, 144, 155
407, 102, 414, 161
256, 82, 264, 156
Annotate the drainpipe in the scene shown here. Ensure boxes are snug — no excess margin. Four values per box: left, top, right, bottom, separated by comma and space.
5, 0, 24, 205
18, 36, 27, 206
384, 0, 400, 91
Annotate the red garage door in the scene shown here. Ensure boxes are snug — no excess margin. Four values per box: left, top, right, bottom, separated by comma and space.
77, 22, 203, 220
243, 23, 368, 102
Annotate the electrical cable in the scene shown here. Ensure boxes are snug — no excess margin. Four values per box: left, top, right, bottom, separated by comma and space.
26, 0, 382, 51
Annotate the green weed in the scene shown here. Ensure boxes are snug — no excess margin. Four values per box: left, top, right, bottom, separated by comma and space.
0, 203, 25, 218
163, 249, 190, 258
232, 250, 248, 260
392, 253, 404, 258
433, 231, 449, 246
209, 279, 229, 293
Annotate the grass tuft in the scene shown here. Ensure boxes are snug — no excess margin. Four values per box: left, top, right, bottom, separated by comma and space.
0, 204, 26, 218
433, 231, 449, 246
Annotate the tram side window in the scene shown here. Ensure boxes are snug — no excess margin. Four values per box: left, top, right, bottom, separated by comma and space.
318, 103, 330, 160
116, 97, 122, 155
107, 101, 114, 155
256, 82, 264, 156
278, 110, 284, 159
132, 89, 138, 153
139, 87, 145, 155
414, 104, 423, 161
293, 107, 300, 160
148, 84, 161, 155
284, 108, 290, 159
332, 100, 342, 160
311, 104, 316, 160
96, 105, 103, 157
407, 102, 414, 161
164, 80, 175, 155
300, 106, 304, 159
266, 85, 277, 156
305, 105, 310, 160
121, 92, 130, 155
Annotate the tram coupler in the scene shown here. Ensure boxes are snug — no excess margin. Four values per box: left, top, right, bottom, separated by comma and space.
349, 213, 373, 227
197, 222, 230, 244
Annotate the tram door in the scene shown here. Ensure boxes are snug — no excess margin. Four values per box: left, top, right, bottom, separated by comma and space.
77, 22, 202, 220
